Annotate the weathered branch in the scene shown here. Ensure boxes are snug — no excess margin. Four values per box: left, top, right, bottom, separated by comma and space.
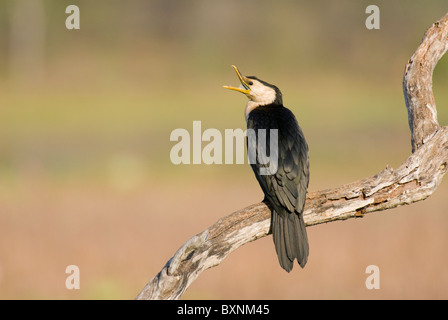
136, 12, 448, 300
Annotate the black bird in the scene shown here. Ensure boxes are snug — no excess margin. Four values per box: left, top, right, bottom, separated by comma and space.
224, 65, 310, 272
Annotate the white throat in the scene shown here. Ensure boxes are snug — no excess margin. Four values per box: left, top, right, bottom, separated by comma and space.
245, 101, 260, 120
244, 80, 277, 120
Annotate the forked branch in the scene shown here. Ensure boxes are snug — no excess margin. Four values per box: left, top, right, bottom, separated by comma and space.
136, 12, 448, 300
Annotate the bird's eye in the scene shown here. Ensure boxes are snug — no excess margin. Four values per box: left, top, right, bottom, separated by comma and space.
247, 81, 253, 85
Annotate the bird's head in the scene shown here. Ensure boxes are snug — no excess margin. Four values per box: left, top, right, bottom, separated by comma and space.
223, 65, 283, 107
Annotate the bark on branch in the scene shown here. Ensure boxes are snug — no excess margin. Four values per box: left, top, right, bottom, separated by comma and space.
136, 12, 448, 300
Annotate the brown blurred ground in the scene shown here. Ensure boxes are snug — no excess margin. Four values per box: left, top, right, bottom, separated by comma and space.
1, 1, 448, 299
1, 174, 448, 299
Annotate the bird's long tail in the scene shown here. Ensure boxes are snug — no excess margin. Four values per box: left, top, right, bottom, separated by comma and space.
272, 210, 309, 272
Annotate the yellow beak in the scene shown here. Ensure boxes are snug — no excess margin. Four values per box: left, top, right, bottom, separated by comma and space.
223, 65, 251, 94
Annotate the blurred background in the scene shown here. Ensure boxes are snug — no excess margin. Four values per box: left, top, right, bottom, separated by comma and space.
1, 0, 448, 299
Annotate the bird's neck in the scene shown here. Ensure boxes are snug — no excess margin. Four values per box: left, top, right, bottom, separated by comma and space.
245, 100, 281, 120
245, 101, 260, 120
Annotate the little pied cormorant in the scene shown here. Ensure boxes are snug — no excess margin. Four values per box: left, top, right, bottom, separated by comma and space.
224, 65, 310, 272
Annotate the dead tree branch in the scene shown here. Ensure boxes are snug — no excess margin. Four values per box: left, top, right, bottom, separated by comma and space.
136, 12, 448, 300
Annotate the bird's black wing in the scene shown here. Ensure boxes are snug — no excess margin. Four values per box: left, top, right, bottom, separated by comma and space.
247, 106, 309, 216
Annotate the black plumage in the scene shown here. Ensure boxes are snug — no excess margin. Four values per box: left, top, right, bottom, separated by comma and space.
247, 103, 309, 272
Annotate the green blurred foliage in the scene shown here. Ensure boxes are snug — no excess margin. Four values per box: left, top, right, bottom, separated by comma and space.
0, 0, 447, 185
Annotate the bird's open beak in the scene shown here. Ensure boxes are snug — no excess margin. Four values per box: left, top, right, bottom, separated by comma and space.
223, 65, 251, 94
